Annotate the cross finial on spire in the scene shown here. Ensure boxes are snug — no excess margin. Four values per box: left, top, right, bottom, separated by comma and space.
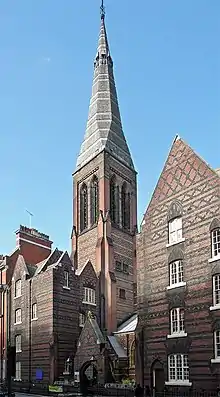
100, 0, 105, 20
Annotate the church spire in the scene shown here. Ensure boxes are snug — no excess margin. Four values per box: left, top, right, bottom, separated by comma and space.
75, 3, 134, 172
100, 0, 105, 20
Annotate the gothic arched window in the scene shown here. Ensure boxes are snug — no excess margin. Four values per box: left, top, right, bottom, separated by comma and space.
121, 182, 131, 230
110, 176, 119, 224
90, 176, 99, 226
80, 183, 88, 232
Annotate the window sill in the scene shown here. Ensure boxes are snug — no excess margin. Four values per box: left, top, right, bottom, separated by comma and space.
165, 381, 192, 387
209, 255, 220, 263
211, 358, 220, 364
166, 238, 185, 248
210, 305, 220, 311
63, 286, 70, 290
79, 324, 84, 328
14, 322, 22, 325
14, 295, 22, 299
31, 318, 38, 321
167, 281, 186, 290
14, 379, 22, 382
167, 332, 187, 339
82, 301, 96, 306
16, 350, 22, 353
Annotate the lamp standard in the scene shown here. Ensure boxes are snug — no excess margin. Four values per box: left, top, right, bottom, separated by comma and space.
0, 284, 14, 397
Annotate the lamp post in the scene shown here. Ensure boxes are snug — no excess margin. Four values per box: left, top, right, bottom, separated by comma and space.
0, 284, 14, 397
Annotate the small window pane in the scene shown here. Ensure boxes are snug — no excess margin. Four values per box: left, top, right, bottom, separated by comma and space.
32, 303, 37, 320
83, 287, 96, 305
15, 362, 21, 380
79, 313, 85, 327
15, 309, 22, 324
215, 330, 220, 358
119, 289, 126, 299
169, 217, 183, 244
169, 260, 184, 286
15, 335, 21, 352
15, 280, 21, 298
168, 354, 189, 382
214, 275, 220, 306
212, 229, 220, 258
64, 271, 69, 288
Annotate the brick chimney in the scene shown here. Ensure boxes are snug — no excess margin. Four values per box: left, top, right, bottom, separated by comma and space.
15, 225, 53, 264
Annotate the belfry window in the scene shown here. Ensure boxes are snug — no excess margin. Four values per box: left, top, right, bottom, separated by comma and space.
121, 182, 131, 230
110, 176, 119, 224
90, 176, 99, 226
80, 183, 88, 232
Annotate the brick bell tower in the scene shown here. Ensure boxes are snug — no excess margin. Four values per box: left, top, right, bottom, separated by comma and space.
72, 3, 137, 334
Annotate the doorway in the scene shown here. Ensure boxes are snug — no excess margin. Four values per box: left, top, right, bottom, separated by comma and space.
151, 360, 165, 393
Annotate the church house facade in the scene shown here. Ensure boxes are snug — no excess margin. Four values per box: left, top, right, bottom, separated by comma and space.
136, 136, 220, 391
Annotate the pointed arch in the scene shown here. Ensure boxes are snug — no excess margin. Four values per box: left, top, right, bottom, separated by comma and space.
121, 182, 131, 230
90, 175, 99, 226
210, 218, 220, 232
167, 201, 183, 222
110, 175, 119, 224
80, 183, 88, 232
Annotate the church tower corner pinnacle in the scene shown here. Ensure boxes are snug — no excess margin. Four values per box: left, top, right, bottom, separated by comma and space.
75, 2, 135, 173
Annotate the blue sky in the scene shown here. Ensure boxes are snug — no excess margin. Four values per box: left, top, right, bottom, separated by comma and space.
0, 0, 219, 254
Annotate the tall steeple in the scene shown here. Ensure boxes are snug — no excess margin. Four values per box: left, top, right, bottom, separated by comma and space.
75, 2, 134, 171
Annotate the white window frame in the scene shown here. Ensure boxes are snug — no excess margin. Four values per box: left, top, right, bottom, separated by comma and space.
165, 354, 191, 386
168, 217, 183, 245
168, 308, 187, 338
79, 313, 85, 328
212, 229, 220, 258
31, 303, 37, 320
15, 335, 22, 353
214, 330, 220, 359
15, 309, 22, 325
15, 280, 21, 298
63, 270, 70, 289
167, 260, 186, 290
83, 287, 96, 306
15, 361, 21, 381
213, 275, 220, 308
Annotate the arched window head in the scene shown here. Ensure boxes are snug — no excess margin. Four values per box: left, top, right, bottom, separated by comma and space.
167, 201, 183, 222
90, 176, 99, 226
210, 219, 220, 259
121, 182, 131, 230
80, 183, 88, 232
110, 176, 119, 224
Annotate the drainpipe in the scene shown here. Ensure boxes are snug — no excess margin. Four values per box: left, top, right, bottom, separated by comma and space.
29, 280, 32, 389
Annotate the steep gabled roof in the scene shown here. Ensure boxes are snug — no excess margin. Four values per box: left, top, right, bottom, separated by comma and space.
79, 311, 105, 345
107, 336, 127, 359
35, 248, 63, 276
143, 135, 220, 220
75, 260, 97, 276
114, 313, 138, 334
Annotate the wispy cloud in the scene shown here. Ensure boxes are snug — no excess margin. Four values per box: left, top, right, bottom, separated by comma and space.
42, 56, 51, 63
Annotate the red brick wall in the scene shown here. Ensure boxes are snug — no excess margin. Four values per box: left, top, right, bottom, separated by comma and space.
137, 138, 220, 390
